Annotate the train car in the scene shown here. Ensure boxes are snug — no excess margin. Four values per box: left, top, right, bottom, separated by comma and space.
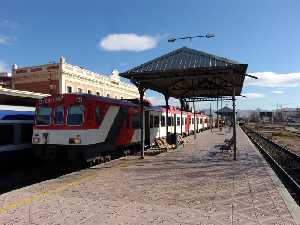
0, 105, 34, 153
32, 94, 144, 162
32, 94, 210, 163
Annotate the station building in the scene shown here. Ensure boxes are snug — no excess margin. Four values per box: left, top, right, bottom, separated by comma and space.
0, 72, 12, 89
11, 57, 139, 99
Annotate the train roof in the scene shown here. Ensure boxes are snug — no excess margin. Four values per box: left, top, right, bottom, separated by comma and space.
41, 94, 140, 108
40, 94, 209, 116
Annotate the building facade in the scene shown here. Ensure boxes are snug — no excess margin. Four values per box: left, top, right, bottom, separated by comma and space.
0, 72, 12, 88
12, 57, 139, 99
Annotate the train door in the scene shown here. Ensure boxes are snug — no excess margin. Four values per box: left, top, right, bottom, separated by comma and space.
145, 111, 150, 146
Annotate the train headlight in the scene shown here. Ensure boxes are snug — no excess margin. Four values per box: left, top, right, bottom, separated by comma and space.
69, 137, 81, 144
32, 137, 40, 143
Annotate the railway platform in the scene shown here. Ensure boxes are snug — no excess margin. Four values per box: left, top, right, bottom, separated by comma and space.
0, 127, 300, 225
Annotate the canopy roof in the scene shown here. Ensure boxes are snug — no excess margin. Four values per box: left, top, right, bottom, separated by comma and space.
0, 87, 49, 106
120, 47, 248, 98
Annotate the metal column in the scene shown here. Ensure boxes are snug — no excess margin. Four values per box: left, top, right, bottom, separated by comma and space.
193, 100, 196, 140
138, 86, 145, 159
210, 103, 213, 132
174, 113, 177, 148
232, 86, 237, 161
216, 97, 219, 129
180, 99, 183, 136
164, 94, 169, 143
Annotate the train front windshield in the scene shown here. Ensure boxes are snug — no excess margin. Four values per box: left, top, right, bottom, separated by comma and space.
36, 106, 52, 125
67, 105, 84, 125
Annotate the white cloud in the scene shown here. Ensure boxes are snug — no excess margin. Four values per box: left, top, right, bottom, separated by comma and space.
99, 33, 159, 52
0, 61, 8, 72
272, 90, 284, 94
0, 35, 10, 45
243, 93, 265, 99
246, 72, 300, 87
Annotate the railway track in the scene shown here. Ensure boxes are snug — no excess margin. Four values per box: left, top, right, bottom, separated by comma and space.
242, 125, 300, 204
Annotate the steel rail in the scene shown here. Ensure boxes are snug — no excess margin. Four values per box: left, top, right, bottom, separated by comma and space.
242, 126, 300, 200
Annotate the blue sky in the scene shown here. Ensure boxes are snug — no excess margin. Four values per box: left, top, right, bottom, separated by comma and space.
0, 0, 300, 110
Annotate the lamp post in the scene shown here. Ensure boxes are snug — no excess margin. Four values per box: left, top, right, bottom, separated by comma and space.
168, 33, 215, 46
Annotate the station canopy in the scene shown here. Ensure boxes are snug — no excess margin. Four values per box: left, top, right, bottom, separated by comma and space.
215, 106, 234, 116
0, 87, 49, 106
120, 47, 248, 99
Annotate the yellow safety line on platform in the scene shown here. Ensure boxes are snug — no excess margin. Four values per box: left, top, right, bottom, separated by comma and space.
0, 173, 97, 214
0, 158, 135, 215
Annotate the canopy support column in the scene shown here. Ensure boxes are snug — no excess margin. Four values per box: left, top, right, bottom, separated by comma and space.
193, 100, 196, 140
216, 97, 219, 129
174, 111, 177, 148
164, 94, 169, 143
232, 85, 237, 161
138, 85, 146, 159
180, 99, 183, 136
210, 103, 213, 132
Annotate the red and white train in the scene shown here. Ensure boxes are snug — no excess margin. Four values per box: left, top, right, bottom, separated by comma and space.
32, 94, 209, 162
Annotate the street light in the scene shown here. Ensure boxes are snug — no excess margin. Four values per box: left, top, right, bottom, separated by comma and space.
167, 33, 215, 43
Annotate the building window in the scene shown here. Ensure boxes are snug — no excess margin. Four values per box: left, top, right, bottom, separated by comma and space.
120, 96, 123, 99
107, 94, 110, 98
67, 86, 72, 93
96, 92, 100, 96
78, 88, 82, 93
88, 90, 92, 94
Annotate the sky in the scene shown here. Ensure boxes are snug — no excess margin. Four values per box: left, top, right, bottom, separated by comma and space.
0, 0, 300, 110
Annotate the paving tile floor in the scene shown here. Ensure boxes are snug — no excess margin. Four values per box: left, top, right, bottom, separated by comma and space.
0, 126, 299, 225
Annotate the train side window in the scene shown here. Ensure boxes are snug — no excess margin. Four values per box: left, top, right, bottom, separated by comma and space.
54, 106, 64, 125
150, 115, 154, 128
177, 117, 180, 126
154, 116, 159, 127
200, 118, 203, 124
95, 106, 101, 125
161, 116, 165, 127
168, 117, 171, 126
132, 114, 140, 128
197, 118, 199, 124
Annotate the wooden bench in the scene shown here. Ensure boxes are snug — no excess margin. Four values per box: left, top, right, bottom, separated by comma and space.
154, 138, 170, 151
220, 138, 234, 152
